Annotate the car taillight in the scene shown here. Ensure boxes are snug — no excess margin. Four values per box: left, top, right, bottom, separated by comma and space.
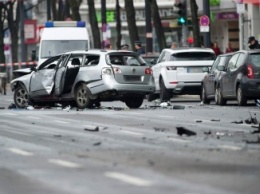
101, 68, 113, 75
145, 68, 152, 74
247, 64, 254, 79
166, 66, 177, 70
113, 67, 122, 74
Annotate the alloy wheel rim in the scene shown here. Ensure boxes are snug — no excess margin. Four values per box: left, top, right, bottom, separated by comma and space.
16, 88, 29, 107
77, 86, 88, 106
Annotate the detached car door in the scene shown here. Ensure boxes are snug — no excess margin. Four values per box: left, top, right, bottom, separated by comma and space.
29, 55, 62, 97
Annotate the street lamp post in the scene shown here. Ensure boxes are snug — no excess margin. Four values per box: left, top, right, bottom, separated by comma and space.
145, 0, 152, 54
20, 0, 27, 62
101, 0, 107, 49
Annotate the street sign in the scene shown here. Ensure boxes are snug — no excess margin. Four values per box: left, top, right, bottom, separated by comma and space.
236, 2, 245, 14
200, 15, 210, 26
200, 26, 209, 32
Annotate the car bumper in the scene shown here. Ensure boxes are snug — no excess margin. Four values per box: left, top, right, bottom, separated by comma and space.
166, 82, 201, 94
243, 79, 260, 98
88, 76, 155, 95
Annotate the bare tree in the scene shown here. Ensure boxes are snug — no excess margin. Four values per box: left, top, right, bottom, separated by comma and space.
190, 0, 201, 47
125, 0, 139, 50
0, 3, 5, 64
69, 0, 81, 21
150, 0, 166, 52
87, 0, 101, 48
115, 0, 121, 49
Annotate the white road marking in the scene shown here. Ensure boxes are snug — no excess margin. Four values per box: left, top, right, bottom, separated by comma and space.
5, 113, 18, 116
48, 159, 81, 168
218, 145, 241, 151
54, 120, 69, 124
168, 137, 190, 143
127, 112, 143, 115
8, 148, 33, 156
105, 172, 152, 187
119, 130, 143, 136
27, 116, 40, 119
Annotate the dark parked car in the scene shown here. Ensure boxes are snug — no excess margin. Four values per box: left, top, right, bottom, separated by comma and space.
215, 50, 260, 106
201, 53, 233, 104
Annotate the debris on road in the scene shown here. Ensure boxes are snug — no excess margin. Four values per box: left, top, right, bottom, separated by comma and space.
63, 105, 71, 111
26, 106, 34, 110
176, 127, 196, 136
211, 119, 220, 122
172, 105, 185, 109
154, 127, 168, 132
204, 130, 212, 135
8, 103, 17, 109
160, 101, 171, 108
84, 125, 99, 132
251, 124, 260, 134
231, 120, 243, 124
53, 134, 62, 138
245, 112, 258, 124
196, 120, 202, 123
93, 142, 102, 146
0, 107, 5, 109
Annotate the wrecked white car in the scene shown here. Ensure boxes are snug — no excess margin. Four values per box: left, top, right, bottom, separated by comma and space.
10, 50, 155, 109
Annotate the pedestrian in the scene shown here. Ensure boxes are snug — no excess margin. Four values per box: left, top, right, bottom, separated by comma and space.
248, 36, 260, 49
105, 44, 112, 50
225, 42, 234, 53
120, 44, 129, 50
134, 41, 145, 54
212, 41, 221, 56
171, 42, 177, 49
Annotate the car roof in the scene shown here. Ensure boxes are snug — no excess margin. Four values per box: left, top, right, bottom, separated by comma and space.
236, 49, 260, 54
163, 47, 215, 54
63, 49, 137, 55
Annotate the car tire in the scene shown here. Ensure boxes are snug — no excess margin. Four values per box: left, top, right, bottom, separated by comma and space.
237, 85, 247, 106
160, 79, 171, 102
201, 85, 210, 104
215, 86, 226, 105
75, 84, 93, 109
14, 85, 29, 108
125, 95, 144, 109
146, 93, 158, 102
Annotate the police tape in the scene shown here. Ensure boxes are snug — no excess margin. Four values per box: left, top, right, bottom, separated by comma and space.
0, 61, 37, 67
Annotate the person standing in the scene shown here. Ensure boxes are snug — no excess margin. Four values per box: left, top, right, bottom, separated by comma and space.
134, 41, 145, 54
105, 44, 112, 50
212, 41, 221, 56
171, 42, 177, 49
248, 36, 260, 49
225, 42, 234, 53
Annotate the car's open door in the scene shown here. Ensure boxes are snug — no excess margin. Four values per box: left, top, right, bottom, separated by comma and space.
29, 55, 62, 97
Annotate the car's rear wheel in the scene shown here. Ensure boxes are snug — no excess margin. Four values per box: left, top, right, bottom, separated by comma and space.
215, 86, 226, 105
160, 79, 171, 102
201, 84, 210, 104
125, 95, 144, 109
14, 86, 29, 108
75, 84, 92, 109
237, 85, 247, 106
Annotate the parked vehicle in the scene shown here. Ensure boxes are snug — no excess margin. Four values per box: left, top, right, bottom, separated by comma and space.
148, 48, 215, 102
215, 50, 260, 106
141, 54, 159, 67
11, 50, 155, 109
201, 53, 233, 104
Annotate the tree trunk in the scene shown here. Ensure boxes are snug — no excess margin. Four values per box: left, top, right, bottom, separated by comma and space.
87, 0, 101, 48
115, 0, 122, 49
125, 0, 139, 50
69, 0, 81, 21
190, 0, 201, 47
51, 0, 57, 20
0, 4, 5, 64
150, 0, 166, 52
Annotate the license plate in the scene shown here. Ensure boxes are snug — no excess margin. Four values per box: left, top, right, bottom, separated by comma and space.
187, 67, 203, 73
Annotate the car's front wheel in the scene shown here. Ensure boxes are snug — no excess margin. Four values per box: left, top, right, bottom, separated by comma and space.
237, 85, 247, 106
14, 86, 29, 108
160, 79, 171, 102
215, 86, 226, 105
75, 84, 92, 109
125, 95, 144, 109
201, 84, 210, 104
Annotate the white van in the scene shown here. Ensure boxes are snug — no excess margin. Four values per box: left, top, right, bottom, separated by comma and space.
38, 21, 90, 65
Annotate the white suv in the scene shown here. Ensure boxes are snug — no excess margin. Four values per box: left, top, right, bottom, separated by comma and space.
150, 48, 215, 102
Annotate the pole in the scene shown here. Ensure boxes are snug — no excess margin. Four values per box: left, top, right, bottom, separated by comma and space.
145, 0, 152, 54
203, 0, 211, 48
20, 0, 27, 62
47, 0, 51, 21
101, 0, 107, 49
239, 13, 244, 50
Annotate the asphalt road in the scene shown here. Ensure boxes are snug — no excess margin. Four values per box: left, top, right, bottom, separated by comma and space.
0, 90, 260, 194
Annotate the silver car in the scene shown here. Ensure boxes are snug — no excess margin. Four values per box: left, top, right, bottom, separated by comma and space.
11, 50, 155, 109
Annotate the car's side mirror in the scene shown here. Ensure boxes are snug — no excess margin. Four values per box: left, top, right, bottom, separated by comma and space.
150, 59, 157, 65
202, 67, 209, 73
218, 66, 225, 71
30, 66, 36, 71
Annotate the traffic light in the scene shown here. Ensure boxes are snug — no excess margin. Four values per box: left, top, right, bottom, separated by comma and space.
174, 1, 187, 25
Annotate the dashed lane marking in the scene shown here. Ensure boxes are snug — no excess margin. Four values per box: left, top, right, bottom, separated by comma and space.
54, 120, 69, 124
218, 145, 242, 151
8, 148, 33, 156
119, 130, 143, 136
105, 172, 152, 187
159, 115, 176, 119
48, 159, 81, 168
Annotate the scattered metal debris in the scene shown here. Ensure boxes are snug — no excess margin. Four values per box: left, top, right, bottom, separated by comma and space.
63, 105, 71, 111
53, 134, 62, 138
176, 127, 196, 136
204, 130, 212, 135
8, 103, 17, 109
160, 101, 171, 108
211, 119, 220, 122
251, 124, 260, 134
84, 125, 99, 132
26, 106, 34, 110
154, 127, 168, 132
0, 107, 5, 109
196, 120, 202, 123
93, 142, 102, 146
231, 120, 243, 124
172, 105, 185, 109
245, 111, 258, 124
